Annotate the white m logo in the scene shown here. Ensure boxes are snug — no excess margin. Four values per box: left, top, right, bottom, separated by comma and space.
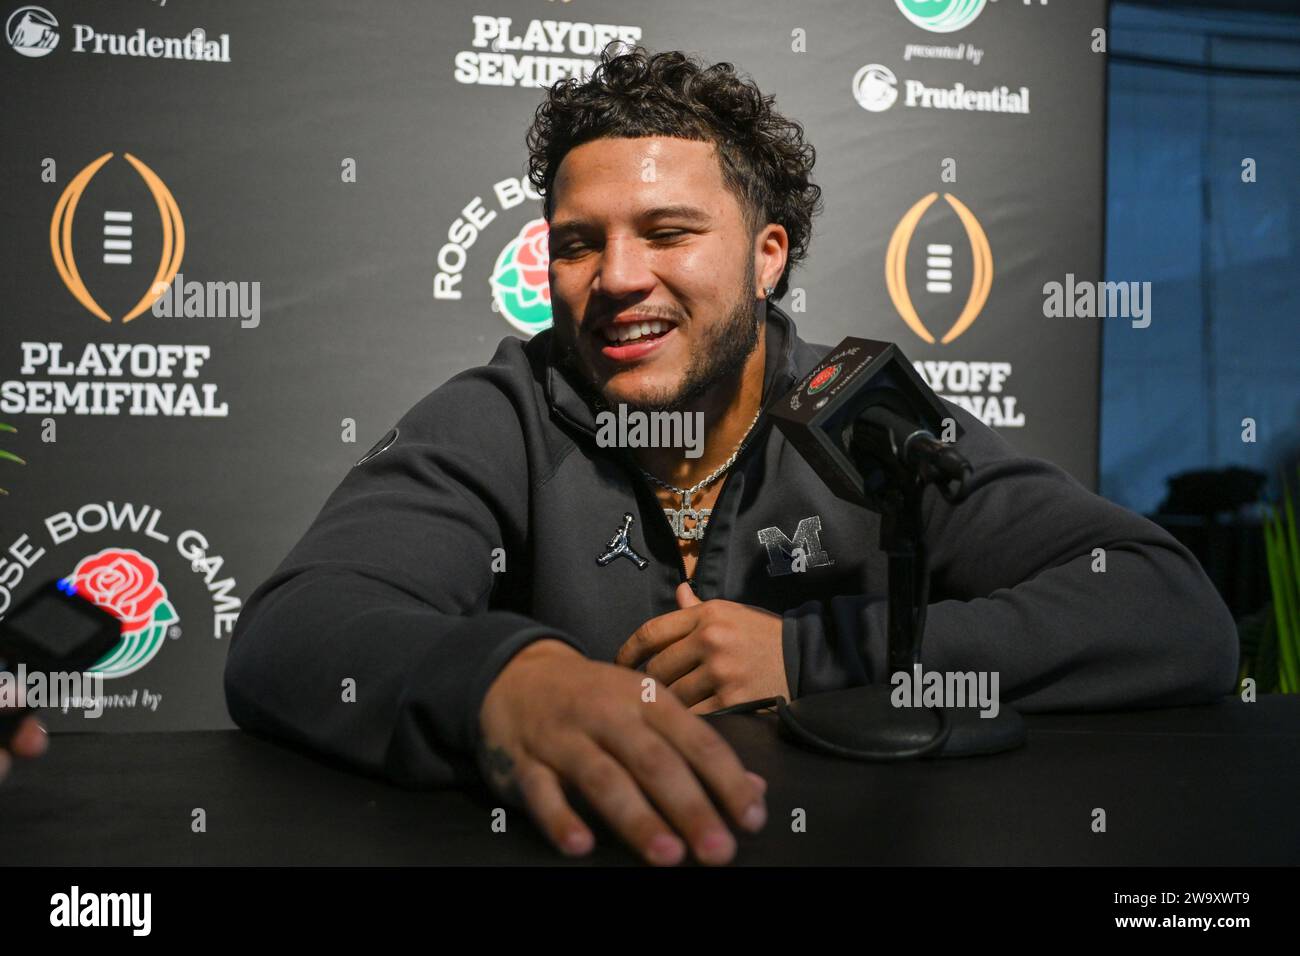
757, 516, 834, 577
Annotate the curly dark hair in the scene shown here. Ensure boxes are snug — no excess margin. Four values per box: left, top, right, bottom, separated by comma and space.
525, 45, 822, 300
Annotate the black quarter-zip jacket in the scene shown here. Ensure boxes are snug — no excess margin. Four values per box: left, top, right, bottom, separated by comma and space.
224, 302, 1239, 788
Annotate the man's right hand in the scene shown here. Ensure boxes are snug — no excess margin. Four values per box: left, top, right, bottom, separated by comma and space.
477, 638, 767, 865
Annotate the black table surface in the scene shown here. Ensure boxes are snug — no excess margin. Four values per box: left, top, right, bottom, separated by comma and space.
2, 696, 1297, 866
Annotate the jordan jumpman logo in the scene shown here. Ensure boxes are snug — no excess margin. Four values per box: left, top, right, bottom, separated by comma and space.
596, 512, 648, 569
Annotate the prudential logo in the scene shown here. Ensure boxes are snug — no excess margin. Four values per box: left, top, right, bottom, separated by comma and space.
7, 5, 58, 56
895, 0, 987, 34
852, 64, 898, 113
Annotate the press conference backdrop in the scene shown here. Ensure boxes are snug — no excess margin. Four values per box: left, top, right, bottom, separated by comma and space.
0, 0, 1106, 732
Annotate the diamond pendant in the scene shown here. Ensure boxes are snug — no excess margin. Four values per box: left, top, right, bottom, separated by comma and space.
665, 489, 710, 541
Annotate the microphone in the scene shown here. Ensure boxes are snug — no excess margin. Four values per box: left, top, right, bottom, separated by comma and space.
0, 578, 124, 745
852, 408, 971, 503
767, 337, 972, 508
742, 337, 1025, 761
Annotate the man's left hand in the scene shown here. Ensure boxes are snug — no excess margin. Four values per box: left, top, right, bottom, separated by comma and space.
616, 583, 791, 714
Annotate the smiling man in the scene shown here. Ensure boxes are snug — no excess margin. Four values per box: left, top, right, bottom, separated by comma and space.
547, 133, 784, 583
225, 46, 1238, 867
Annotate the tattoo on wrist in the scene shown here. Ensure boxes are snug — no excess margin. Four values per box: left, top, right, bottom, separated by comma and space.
478, 740, 524, 805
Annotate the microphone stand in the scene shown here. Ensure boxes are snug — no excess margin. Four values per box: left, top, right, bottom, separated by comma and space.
760, 406, 1027, 760
851, 407, 961, 679
845, 409, 1027, 757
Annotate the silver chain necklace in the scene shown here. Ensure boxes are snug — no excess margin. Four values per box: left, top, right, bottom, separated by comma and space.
637, 404, 764, 541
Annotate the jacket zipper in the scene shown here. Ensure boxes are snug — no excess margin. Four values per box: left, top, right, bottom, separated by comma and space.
647, 468, 727, 588
628, 415, 773, 592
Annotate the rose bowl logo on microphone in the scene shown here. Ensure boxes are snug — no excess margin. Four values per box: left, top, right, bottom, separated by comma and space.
68, 548, 178, 680
806, 364, 842, 395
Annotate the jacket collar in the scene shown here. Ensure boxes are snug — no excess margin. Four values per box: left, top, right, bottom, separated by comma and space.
537, 299, 805, 438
